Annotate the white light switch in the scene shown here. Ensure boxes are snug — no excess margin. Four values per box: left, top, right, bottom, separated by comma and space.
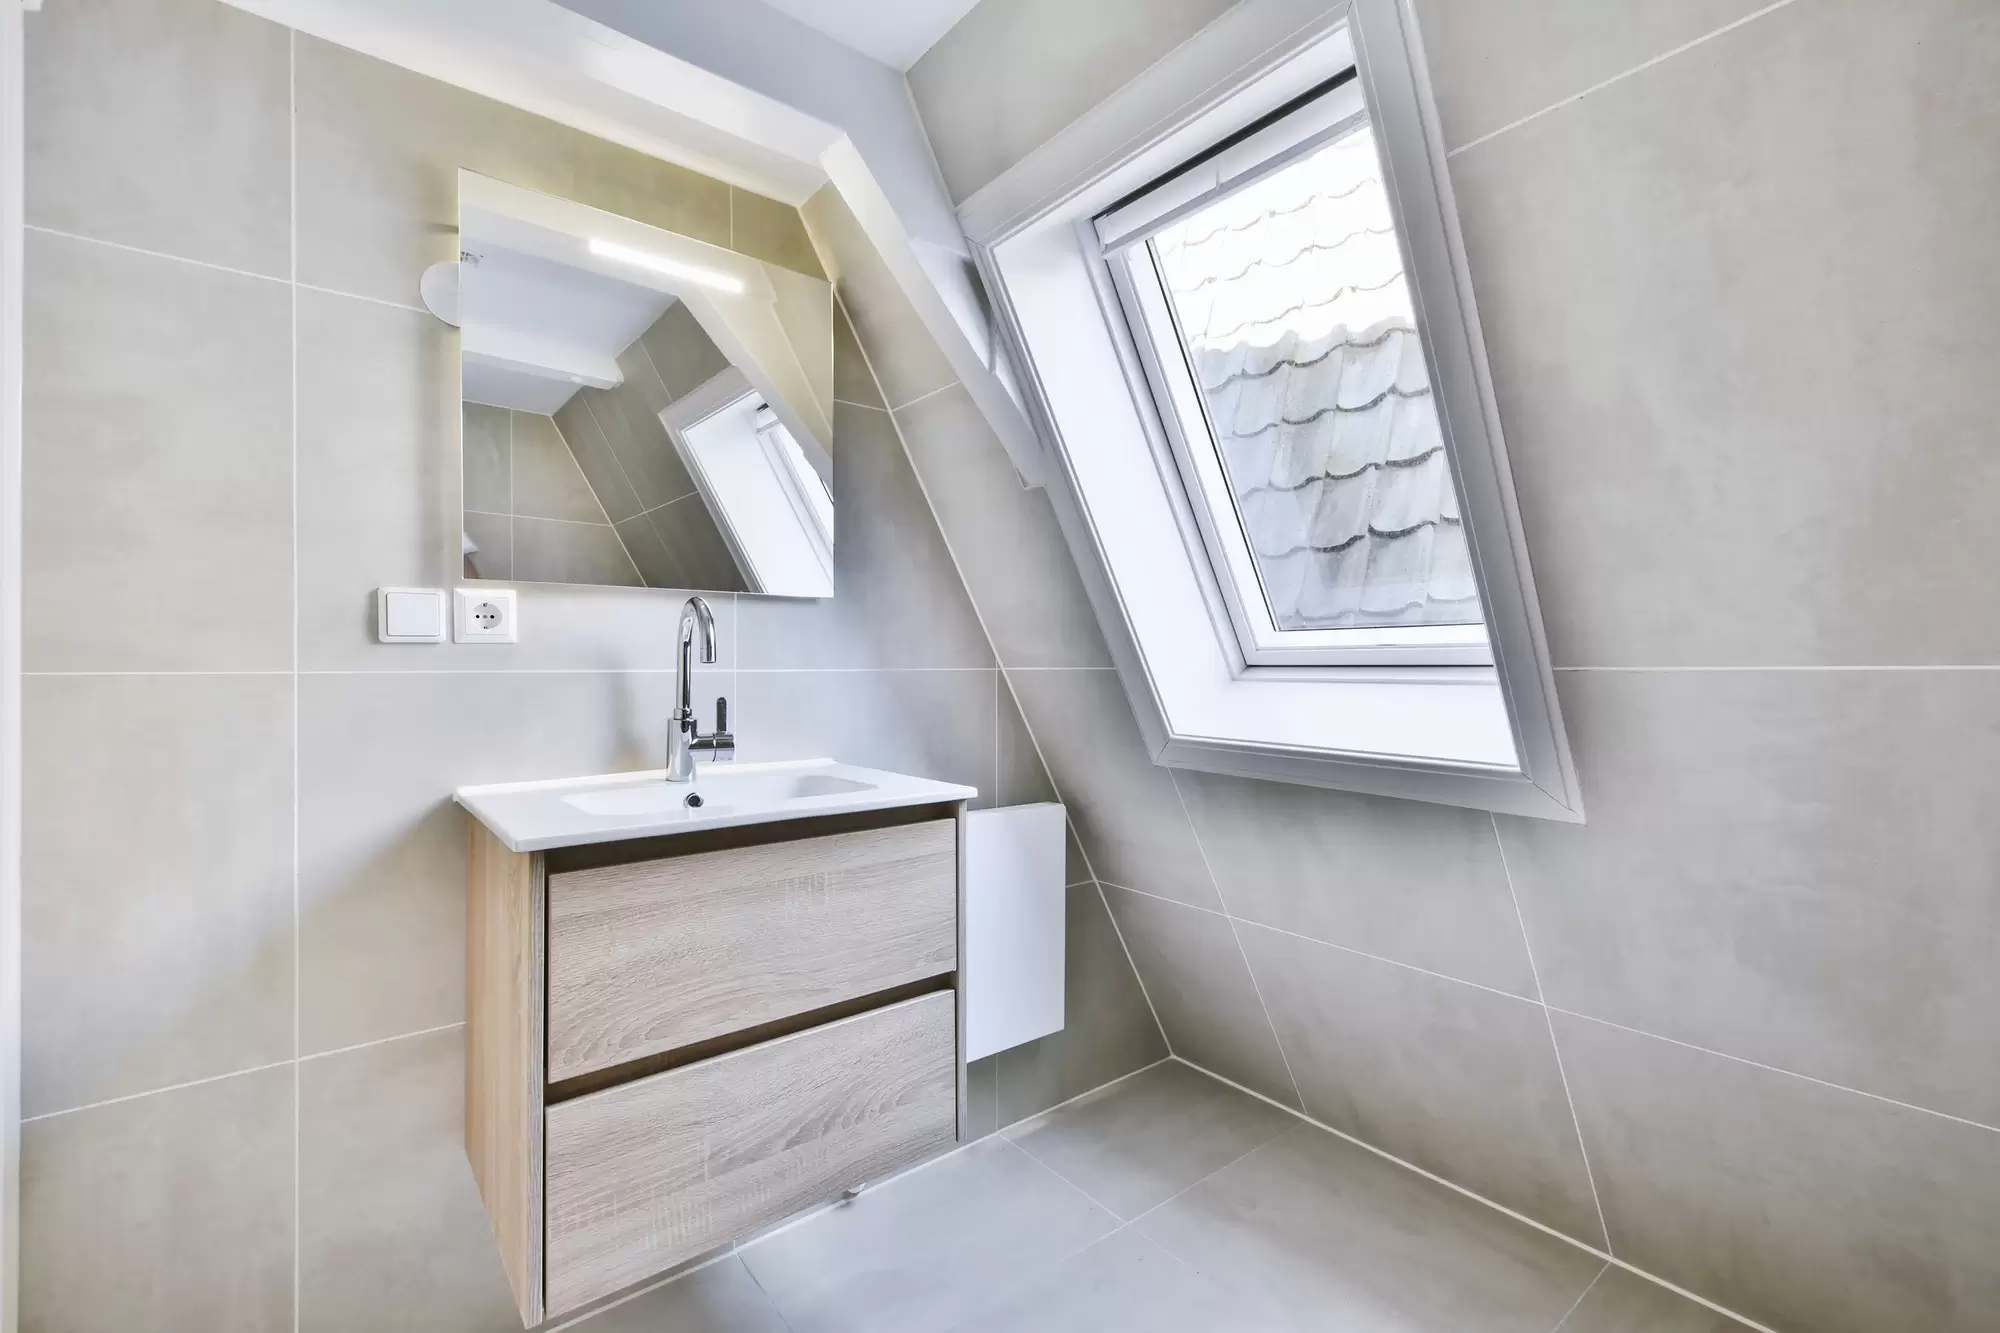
377, 587, 446, 643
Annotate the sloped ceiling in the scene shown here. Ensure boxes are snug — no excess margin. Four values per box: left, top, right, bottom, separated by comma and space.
757, 0, 982, 70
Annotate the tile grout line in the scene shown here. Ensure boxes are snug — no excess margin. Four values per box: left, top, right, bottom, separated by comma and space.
1099, 877, 1544, 1007
1107, 869, 2000, 1140
21, 1057, 298, 1125
545, 403, 645, 583
1492, 814, 1612, 1254
1547, 1261, 1611, 1333
1165, 767, 1306, 1111
21, 1022, 472, 1127
1168, 1057, 1782, 1333
996, 1136, 1124, 1226
1548, 1005, 2000, 1137
815, 273, 1172, 1061
288, 27, 302, 1333
296, 1020, 466, 1065
1444, 0, 1803, 158
22, 222, 425, 316
887, 379, 957, 413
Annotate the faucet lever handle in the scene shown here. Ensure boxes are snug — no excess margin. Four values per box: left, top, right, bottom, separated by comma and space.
714, 696, 728, 733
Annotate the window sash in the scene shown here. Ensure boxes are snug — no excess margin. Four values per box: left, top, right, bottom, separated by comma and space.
1098, 93, 1492, 669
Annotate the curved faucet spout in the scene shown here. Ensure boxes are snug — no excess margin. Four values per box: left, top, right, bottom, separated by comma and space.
668, 596, 731, 781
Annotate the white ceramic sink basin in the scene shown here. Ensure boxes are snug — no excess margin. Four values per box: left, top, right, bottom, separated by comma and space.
455, 759, 977, 852
563, 770, 874, 817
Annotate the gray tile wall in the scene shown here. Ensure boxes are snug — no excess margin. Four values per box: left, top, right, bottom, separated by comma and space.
898, 1, 2000, 1330
18, 0, 1163, 1328
462, 403, 646, 587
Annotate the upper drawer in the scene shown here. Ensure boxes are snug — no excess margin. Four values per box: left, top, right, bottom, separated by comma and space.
546, 818, 958, 1082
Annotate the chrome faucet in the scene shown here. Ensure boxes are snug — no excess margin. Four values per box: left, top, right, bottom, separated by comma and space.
667, 595, 734, 782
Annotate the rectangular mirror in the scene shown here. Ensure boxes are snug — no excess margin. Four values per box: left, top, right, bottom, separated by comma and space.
452, 172, 835, 597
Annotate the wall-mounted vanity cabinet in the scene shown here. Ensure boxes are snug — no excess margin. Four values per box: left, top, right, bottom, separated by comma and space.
457, 764, 976, 1325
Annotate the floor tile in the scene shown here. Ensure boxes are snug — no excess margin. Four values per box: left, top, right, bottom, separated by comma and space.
1139, 1125, 1603, 1333
579, 1255, 792, 1333
739, 1137, 1118, 1333
1006, 1061, 1293, 1220
943, 1228, 1299, 1333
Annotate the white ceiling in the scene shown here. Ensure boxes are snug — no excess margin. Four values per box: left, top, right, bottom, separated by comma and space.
756, 0, 982, 70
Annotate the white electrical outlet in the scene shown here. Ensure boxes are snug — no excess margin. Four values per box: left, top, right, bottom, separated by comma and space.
454, 587, 518, 643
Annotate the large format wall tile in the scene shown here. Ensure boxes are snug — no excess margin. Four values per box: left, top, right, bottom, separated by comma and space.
294, 34, 729, 308
297, 670, 670, 1055
298, 1028, 523, 1333
296, 288, 708, 671
1178, 770, 1536, 996
509, 411, 608, 524
24, 675, 293, 1118
1500, 670, 2000, 1128
25, 230, 292, 672
735, 669, 996, 806
1556, 1013, 2000, 1333
26, 0, 290, 275
737, 403, 995, 670
800, 187, 955, 409
22, 1066, 294, 1332
1101, 888, 1298, 1109
552, 397, 644, 524
995, 883, 1167, 1126
895, 385, 1114, 669
1448, 0, 2000, 667
461, 403, 512, 516
1138, 1126, 1603, 1333
1411, 0, 1773, 150
996, 678, 1059, 806
1237, 923, 1605, 1246
513, 516, 642, 587
1008, 669, 1220, 909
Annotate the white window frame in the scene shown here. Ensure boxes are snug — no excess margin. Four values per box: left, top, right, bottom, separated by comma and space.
1097, 74, 1490, 667
958, 0, 1583, 821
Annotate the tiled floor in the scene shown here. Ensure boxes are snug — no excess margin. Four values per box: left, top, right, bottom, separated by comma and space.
571, 1060, 1751, 1332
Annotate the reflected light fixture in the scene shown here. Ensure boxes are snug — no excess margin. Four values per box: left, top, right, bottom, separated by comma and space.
587, 238, 745, 295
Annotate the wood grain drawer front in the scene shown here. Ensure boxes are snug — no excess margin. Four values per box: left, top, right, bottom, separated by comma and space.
546, 819, 957, 1082
544, 989, 957, 1314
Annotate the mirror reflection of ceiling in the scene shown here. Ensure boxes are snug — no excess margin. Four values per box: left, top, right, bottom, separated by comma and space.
459, 241, 677, 416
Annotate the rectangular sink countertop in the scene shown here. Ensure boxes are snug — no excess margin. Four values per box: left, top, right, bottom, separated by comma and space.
455, 759, 979, 852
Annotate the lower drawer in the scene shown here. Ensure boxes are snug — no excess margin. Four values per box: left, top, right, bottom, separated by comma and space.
542, 989, 958, 1315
